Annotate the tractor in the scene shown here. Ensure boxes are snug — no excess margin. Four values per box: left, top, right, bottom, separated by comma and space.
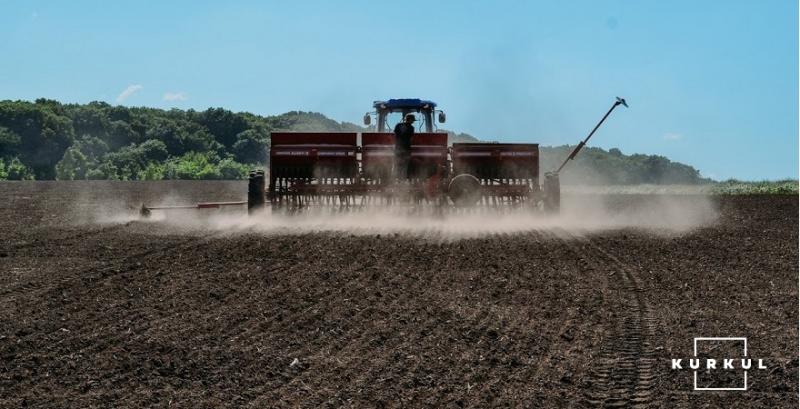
247, 97, 627, 214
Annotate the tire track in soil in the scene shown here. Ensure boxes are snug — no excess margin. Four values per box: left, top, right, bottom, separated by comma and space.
512, 230, 581, 387
555, 229, 657, 408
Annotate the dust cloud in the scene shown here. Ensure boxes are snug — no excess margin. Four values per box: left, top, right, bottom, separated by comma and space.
134, 191, 719, 239
66, 181, 718, 239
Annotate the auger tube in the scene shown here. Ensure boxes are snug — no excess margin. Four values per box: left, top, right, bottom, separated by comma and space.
555, 97, 628, 174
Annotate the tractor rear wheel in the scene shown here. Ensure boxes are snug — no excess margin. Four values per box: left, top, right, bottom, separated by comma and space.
248, 169, 265, 215
448, 174, 482, 207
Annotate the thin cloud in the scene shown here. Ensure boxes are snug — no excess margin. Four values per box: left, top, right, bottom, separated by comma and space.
163, 92, 188, 102
116, 84, 143, 103
663, 132, 683, 141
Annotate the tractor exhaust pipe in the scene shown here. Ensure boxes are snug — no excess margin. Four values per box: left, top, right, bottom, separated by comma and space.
555, 97, 628, 174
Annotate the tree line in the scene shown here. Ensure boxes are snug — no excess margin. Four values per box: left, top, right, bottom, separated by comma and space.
0, 99, 709, 184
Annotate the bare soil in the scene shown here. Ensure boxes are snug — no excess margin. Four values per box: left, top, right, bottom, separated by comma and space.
0, 181, 796, 408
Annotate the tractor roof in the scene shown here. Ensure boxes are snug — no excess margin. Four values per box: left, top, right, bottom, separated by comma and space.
373, 98, 437, 110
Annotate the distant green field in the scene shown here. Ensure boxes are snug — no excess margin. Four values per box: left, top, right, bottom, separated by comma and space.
710, 179, 799, 195
561, 180, 798, 195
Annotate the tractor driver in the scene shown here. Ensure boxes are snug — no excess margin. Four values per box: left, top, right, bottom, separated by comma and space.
393, 113, 415, 179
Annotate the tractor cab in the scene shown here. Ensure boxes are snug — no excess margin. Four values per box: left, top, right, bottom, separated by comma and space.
364, 98, 446, 132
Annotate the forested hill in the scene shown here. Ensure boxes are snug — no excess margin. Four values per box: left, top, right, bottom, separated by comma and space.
0, 99, 708, 184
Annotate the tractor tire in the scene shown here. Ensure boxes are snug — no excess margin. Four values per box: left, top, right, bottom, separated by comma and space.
248, 169, 266, 215
448, 174, 482, 207
543, 172, 560, 214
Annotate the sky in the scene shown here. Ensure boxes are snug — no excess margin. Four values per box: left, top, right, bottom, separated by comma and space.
1, 0, 797, 180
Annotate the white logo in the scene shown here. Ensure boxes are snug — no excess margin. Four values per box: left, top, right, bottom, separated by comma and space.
671, 337, 766, 391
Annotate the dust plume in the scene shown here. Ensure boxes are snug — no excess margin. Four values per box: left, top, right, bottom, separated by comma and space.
136, 191, 719, 239
68, 181, 718, 239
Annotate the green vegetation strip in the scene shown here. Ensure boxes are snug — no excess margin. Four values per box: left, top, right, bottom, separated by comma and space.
710, 180, 798, 195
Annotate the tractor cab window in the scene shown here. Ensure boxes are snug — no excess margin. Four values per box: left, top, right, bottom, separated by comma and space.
383, 111, 429, 132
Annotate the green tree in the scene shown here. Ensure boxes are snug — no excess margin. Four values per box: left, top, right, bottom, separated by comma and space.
0, 101, 76, 178
218, 157, 249, 179
138, 163, 165, 180
0, 126, 21, 156
87, 162, 118, 180
232, 129, 268, 164
5, 157, 35, 180
200, 108, 249, 148
71, 105, 108, 139
73, 135, 109, 161
164, 151, 220, 180
139, 139, 168, 162
107, 120, 140, 149
55, 147, 89, 180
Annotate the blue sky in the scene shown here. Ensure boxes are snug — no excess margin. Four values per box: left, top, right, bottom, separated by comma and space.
1, 1, 797, 180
